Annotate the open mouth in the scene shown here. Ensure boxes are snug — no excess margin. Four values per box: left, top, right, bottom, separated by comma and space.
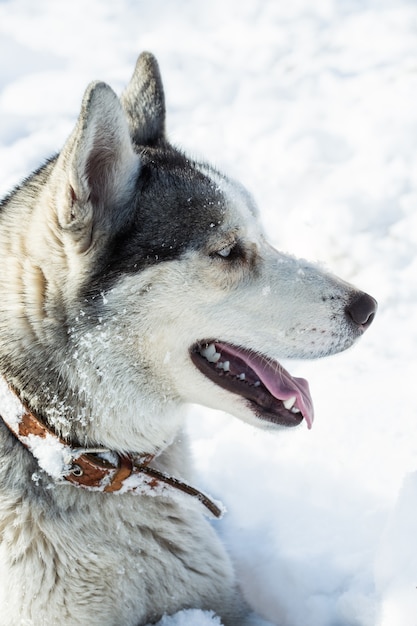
190, 341, 314, 429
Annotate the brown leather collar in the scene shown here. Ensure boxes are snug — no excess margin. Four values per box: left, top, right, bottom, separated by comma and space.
0, 377, 223, 518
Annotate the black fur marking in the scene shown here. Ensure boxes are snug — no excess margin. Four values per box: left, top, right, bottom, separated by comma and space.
83, 146, 228, 295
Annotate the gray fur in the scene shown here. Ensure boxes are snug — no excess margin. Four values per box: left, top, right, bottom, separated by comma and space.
121, 51, 166, 145
0, 53, 376, 625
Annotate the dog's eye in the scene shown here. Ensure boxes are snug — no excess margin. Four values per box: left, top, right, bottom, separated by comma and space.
211, 240, 245, 263
217, 243, 235, 258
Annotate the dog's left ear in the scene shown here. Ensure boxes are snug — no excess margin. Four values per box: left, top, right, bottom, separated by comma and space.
120, 51, 166, 146
53, 81, 139, 252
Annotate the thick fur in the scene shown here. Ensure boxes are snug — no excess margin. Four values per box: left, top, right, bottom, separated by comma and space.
0, 53, 375, 625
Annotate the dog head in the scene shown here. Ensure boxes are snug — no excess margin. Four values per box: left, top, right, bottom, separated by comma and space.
0, 53, 376, 451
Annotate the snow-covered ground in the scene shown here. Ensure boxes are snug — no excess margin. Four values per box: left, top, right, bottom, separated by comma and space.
1, 1, 416, 624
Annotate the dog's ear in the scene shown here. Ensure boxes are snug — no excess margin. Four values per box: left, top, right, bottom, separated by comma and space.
120, 51, 166, 146
54, 81, 139, 252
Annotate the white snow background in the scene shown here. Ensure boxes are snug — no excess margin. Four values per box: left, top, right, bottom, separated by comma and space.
0, 0, 416, 624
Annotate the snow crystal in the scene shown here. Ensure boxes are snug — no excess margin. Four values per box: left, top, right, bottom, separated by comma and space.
23, 433, 70, 479
0, 376, 24, 431
152, 610, 222, 626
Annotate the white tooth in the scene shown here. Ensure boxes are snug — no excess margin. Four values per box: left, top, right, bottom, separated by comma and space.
254, 381, 261, 387
201, 343, 216, 359
239, 373, 246, 380
223, 361, 230, 372
283, 396, 296, 410
201, 343, 221, 363
291, 407, 301, 414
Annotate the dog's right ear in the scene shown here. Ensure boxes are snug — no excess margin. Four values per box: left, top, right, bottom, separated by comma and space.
120, 51, 166, 146
52, 81, 139, 253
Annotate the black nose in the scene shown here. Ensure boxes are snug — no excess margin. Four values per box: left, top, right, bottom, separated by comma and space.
346, 292, 377, 329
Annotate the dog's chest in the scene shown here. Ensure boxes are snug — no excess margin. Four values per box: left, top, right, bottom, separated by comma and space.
0, 489, 231, 625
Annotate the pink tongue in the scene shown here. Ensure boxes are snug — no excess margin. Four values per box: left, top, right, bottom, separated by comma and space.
217, 343, 314, 429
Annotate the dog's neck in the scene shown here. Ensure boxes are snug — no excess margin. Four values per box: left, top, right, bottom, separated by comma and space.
0, 375, 223, 518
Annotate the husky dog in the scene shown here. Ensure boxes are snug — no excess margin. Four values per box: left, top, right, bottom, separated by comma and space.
0, 53, 376, 626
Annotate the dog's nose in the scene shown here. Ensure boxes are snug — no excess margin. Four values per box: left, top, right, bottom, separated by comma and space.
345, 292, 377, 329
